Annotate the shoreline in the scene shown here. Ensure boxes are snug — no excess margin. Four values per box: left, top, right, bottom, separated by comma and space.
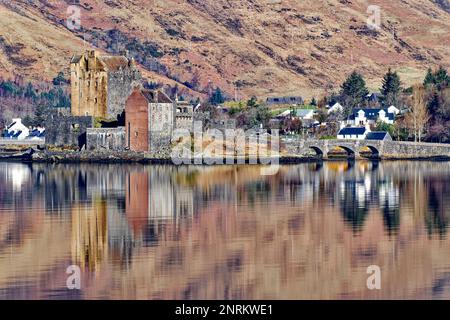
0, 150, 449, 164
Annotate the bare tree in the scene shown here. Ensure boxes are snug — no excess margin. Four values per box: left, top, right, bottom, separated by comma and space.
406, 85, 429, 142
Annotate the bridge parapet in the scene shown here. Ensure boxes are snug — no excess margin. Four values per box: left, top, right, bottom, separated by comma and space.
283, 138, 450, 159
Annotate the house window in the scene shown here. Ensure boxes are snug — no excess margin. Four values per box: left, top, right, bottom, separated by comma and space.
135, 131, 138, 137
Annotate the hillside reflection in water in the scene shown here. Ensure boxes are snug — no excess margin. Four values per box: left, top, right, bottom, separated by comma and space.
0, 161, 449, 299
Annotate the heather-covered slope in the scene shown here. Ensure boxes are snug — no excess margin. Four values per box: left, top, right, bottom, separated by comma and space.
0, 0, 449, 99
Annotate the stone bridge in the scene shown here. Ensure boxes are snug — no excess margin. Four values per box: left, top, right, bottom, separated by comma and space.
284, 138, 450, 159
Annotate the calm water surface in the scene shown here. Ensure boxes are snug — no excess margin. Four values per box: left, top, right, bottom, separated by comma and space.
0, 161, 450, 299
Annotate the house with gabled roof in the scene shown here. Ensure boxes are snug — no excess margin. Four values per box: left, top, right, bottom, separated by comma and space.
266, 96, 304, 106
344, 108, 395, 127
366, 131, 392, 141
294, 108, 315, 120
2, 118, 30, 140
327, 102, 343, 114
337, 126, 370, 140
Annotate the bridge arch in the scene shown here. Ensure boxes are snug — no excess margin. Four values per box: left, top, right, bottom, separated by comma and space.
327, 145, 356, 158
359, 145, 381, 159
309, 146, 324, 158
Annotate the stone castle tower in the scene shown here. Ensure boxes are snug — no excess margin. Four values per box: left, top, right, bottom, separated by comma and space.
70, 50, 141, 120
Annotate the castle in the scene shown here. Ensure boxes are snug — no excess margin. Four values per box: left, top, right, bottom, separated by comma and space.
70, 50, 141, 120
60, 50, 202, 155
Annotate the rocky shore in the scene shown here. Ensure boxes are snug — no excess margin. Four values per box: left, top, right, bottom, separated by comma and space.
26, 150, 319, 164
29, 150, 172, 164
1, 148, 448, 164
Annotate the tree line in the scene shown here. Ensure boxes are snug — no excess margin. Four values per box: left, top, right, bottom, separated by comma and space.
318, 67, 450, 142
0, 74, 70, 127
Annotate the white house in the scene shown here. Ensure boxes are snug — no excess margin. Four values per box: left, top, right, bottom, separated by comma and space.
3, 118, 30, 140
28, 126, 46, 140
337, 126, 370, 140
387, 105, 400, 115
344, 108, 395, 127
276, 109, 292, 119
327, 102, 343, 114
295, 109, 315, 120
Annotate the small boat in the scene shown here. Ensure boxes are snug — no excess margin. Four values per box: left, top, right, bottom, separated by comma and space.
0, 149, 34, 161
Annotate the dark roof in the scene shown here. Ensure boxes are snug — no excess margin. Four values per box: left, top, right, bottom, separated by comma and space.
353, 108, 395, 121
366, 93, 381, 102
266, 96, 303, 104
71, 51, 134, 71
338, 127, 367, 135
140, 89, 173, 104
98, 56, 130, 71
7, 122, 16, 130
366, 131, 390, 140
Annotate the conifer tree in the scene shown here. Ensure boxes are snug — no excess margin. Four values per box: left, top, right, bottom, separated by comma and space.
380, 68, 401, 106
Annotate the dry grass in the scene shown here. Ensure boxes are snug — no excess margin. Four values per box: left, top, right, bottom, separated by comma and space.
0, 0, 449, 99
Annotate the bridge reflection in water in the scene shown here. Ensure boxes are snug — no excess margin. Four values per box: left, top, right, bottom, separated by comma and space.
0, 162, 450, 299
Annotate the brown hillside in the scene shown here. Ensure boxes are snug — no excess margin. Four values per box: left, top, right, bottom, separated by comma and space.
0, 0, 449, 100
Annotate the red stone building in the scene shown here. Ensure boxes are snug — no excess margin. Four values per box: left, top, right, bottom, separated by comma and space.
125, 88, 174, 152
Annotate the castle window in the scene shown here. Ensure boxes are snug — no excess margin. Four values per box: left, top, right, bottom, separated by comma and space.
135, 131, 138, 137
94, 97, 98, 104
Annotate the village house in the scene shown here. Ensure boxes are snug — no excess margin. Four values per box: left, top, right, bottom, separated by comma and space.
266, 96, 304, 106
327, 102, 343, 114
365, 131, 392, 141
295, 108, 315, 120
2, 118, 30, 140
387, 105, 400, 115
337, 126, 370, 140
276, 109, 292, 119
70, 50, 141, 120
28, 126, 46, 140
125, 88, 175, 153
344, 108, 395, 127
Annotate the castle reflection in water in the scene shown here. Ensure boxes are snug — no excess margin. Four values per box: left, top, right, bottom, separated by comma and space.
0, 161, 450, 299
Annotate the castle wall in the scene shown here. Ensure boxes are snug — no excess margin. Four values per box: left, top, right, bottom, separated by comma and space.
107, 68, 141, 119
125, 91, 149, 152
70, 51, 141, 120
175, 113, 193, 131
149, 102, 175, 155
70, 53, 108, 118
86, 127, 126, 151
45, 114, 93, 148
